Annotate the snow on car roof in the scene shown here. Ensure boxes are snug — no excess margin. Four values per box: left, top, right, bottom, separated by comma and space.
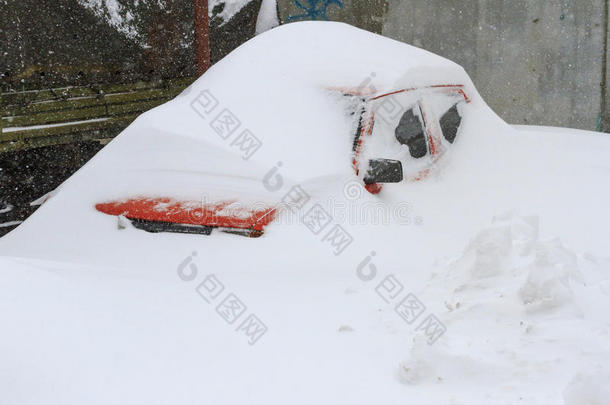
138, 21, 474, 181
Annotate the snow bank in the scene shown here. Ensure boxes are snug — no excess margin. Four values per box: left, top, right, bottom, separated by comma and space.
2, 213, 609, 404
395, 214, 610, 402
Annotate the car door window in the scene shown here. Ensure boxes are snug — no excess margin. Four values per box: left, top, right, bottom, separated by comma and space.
439, 104, 461, 144
395, 107, 427, 158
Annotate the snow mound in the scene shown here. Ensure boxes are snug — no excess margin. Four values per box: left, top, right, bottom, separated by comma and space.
440, 213, 582, 316
397, 335, 502, 385
519, 238, 580, 313
394, 214, 610, 401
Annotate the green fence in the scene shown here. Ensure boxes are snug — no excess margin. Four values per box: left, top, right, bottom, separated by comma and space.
0, 78, 193, 153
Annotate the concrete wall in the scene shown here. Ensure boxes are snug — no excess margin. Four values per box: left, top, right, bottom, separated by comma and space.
278, 0, 609, 131
383, 0, 607, 131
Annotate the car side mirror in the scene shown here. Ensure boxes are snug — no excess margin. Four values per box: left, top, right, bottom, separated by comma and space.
364, 159, 403, 184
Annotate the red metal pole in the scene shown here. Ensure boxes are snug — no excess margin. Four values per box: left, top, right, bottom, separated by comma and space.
194, 0, 210, 76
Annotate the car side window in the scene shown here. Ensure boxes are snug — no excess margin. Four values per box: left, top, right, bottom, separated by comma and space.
395, 108, 427, 158
439, 104, 461, 143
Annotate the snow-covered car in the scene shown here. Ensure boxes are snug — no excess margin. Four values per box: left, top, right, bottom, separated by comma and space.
1, 21, 610, 405
92, 82, 471, 236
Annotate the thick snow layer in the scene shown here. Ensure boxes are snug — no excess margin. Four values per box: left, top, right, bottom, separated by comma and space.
1, 22, 609, 404
1, 214, 609, 404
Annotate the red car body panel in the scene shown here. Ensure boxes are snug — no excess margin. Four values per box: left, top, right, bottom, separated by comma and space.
96, 198, 277, 236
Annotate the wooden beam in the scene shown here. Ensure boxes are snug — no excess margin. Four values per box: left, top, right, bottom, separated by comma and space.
0, 77, 195, 153
194, 0, 211, 77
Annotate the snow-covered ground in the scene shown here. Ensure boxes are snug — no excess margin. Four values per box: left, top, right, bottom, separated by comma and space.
2, 214, 609, 404
1, 22, 609, 404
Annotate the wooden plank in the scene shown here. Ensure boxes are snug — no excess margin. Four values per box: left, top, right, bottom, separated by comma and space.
3, 95, 106, 117
0, 77, 195, 152
106, 97, 174, 116
3, 85, 184, 117
1, 77, 193, 106
0, 115, 138, 153
104, 86, 184, 105
0, 128, 22, 142
101, 77, 193, 95
1, 86, 97, 107
3, 88, 182, 127
3, 98, 170, 128
3, 105, 108, 127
